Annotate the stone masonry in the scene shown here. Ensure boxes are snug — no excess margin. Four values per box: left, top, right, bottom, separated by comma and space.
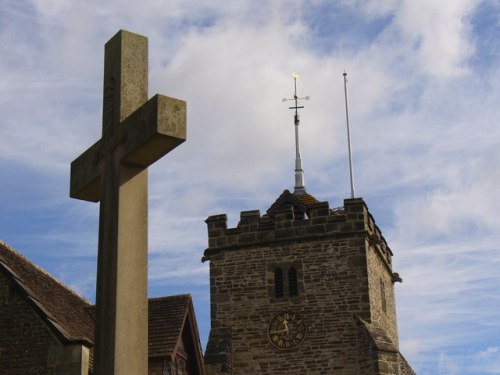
202, 192, 415, 375
0, 273, 89, 375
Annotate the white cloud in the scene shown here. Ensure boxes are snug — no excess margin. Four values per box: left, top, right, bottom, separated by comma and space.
391, 0, 481, 77
1, 1, 499, 373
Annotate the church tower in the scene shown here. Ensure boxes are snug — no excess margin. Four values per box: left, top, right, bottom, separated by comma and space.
202, 77, 415, 375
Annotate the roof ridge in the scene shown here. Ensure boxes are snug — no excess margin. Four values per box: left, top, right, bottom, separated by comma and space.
0, 239, 92, 306
148, 293, 191, 301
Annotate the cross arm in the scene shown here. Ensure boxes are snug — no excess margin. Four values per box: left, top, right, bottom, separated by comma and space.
69, 94, 186, 203
120, 94, 186, 167
70, 139, 103, 202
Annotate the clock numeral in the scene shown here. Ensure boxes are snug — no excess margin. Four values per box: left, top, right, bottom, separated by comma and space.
269, 311, 306, 350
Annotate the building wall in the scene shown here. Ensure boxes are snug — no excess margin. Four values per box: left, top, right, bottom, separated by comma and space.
208, 239, 367, 374
204, 198, 411, 374
366, 236, 398, 346
0, 273, 88, 375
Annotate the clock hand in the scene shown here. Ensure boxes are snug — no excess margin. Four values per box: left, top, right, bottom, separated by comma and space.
271, 319, 290, 335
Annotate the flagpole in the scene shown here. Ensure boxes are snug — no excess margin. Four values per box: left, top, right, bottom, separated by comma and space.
343, 71, 355, 199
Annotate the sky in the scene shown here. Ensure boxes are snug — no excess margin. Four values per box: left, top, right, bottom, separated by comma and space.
0, 0, 499, 373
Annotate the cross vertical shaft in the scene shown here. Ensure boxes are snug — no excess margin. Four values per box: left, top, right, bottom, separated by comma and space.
96, 31, 149, 375
70, 30, 186, 375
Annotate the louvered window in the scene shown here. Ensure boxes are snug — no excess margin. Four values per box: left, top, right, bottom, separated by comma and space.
288, 267, 298, 296
274, 268, 284, 298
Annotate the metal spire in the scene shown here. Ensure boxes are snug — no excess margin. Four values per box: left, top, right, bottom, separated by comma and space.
343, 71, 355, 199
283, 73, 310, 195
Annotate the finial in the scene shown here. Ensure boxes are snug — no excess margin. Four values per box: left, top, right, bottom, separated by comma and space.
282, 73, 310, 195
343, 70, 355, 199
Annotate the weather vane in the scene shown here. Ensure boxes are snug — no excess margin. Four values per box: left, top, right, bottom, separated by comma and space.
282, 73, 310, 195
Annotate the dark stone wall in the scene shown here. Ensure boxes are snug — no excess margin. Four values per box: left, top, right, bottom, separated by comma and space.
0, 273, 58, 375
0, 274, 89, 375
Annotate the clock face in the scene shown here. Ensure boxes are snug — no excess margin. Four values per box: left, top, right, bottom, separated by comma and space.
268, 311, 306, 350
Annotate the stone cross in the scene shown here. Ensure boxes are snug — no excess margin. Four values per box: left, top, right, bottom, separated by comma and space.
70, 30, 186, 375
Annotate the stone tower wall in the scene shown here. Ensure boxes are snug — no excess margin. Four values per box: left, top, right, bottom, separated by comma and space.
367, 240, 399, 346
204, 198, 401, 374
364, 207, 399, 346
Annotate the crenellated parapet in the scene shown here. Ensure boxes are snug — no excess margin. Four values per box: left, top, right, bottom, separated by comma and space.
202, 195, 393, 267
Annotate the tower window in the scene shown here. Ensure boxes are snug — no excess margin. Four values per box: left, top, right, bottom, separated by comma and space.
288, 267, 298, 296
274, 268, 284, 298
269, 263, 302, 300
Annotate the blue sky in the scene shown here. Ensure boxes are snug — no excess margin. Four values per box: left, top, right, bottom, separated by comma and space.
1, 1, 499, 374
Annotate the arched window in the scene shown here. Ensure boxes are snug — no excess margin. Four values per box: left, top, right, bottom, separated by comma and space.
288, 267, 298, 296
274, 268, 284, 298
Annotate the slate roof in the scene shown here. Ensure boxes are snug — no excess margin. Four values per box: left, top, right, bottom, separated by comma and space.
0, 240, 94, 345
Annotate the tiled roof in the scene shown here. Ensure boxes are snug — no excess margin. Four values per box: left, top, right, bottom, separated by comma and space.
86, 295, 194, 359
0, 241, 201, 367
267, 189, 320, 218
148, 294, 192, 358
0, 240, 94, 345
294, 192, 320, 205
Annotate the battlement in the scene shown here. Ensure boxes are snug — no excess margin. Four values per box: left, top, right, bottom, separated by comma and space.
203, 197, 393, 266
